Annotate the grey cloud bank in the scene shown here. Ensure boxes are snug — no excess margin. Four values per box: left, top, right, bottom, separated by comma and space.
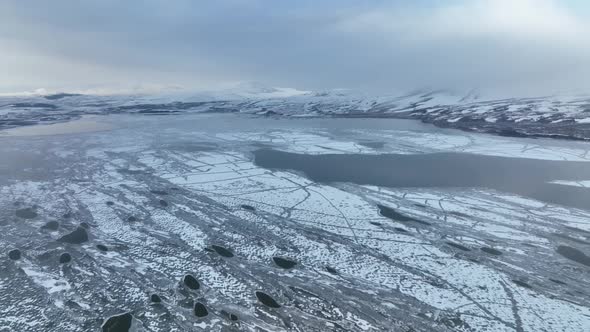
0, 0, 589, 96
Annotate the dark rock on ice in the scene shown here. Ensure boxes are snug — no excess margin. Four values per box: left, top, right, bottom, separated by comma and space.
41, 220, 59, 230
102, 312, 132, 332
211, 245, 234, 258
183, 274, 200, 290
194, 302, 208, 317
255, 291, 281, 308
273, 256, 297, 269
241, 204, 256, 211
8, 249, 21, 260
326, 266, 338, 274
57, 227, 88, 244
59, 253, 72, 263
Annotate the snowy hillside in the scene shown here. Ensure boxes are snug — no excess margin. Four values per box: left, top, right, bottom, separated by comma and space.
1, 86, 590, 140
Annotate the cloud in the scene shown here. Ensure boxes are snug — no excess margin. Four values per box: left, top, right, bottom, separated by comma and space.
0, 0, 588, 95
336, 0, 590, 94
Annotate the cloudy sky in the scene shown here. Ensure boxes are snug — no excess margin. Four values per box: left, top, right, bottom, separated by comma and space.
0, 0, 589, 95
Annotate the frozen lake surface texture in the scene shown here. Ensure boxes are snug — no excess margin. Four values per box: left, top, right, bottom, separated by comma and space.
1, 112, 590, 332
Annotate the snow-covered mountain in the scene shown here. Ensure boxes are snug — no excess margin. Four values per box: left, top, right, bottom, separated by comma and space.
219, 81, 310, 99
1, 85, 590, 140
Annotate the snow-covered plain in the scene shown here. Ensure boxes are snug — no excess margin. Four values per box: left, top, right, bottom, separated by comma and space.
1, 113, 589, 331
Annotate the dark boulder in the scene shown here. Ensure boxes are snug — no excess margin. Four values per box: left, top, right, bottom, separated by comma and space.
211, 245, 234, 258
57, 227, 89, 244
8, 249, 21, 260
255, 291, 281, 308
241, 204, 255, 211
183, 274, 200, 290
102, 312, 132, 332
41, 221, 59, 230
326, 266, 338, 274
59, 253, 72, 264
194, 302, 208, 317
480, 247, 502, 256
273, 256, 297, 269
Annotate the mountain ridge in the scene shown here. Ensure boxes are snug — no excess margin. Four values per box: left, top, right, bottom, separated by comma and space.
1, 85, 590, 140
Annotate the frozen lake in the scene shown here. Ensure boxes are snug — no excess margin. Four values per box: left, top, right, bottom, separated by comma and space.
1, 113, 590, 332
254, 149, 590, 210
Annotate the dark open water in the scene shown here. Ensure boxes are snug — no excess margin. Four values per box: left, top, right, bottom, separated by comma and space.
254, 149, 590, 211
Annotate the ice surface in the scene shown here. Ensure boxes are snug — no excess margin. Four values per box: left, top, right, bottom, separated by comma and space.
0, 113, 589, 331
